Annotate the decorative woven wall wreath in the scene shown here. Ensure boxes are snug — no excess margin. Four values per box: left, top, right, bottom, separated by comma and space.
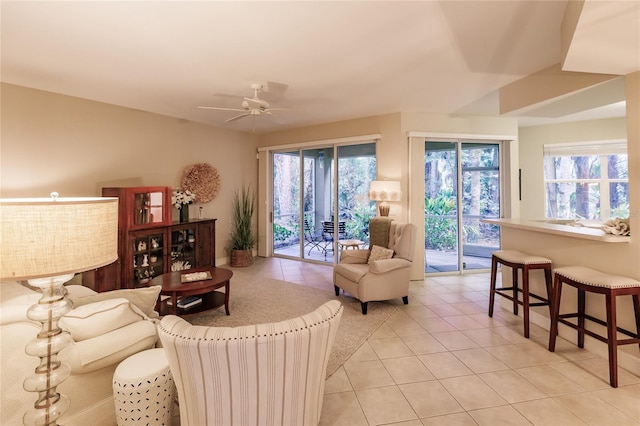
181, 163, 220, 203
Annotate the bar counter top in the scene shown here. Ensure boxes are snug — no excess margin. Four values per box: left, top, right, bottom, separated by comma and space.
483, 218, 630, 243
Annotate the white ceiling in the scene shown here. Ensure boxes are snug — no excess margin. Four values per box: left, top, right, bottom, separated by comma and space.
1, 1, 638, 133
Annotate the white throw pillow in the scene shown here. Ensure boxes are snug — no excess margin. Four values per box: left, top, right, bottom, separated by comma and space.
59, 298, 146, 341
368, 245, 394, 264
68, 285, 161, 318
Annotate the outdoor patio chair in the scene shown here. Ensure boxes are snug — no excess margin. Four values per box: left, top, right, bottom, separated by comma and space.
322, 221, 346, 259
303, 219, 324, 255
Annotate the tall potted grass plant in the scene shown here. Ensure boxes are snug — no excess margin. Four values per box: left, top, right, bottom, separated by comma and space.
229, 185, 256, 267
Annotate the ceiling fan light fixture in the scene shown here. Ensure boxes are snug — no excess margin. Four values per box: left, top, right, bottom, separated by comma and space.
199, 82, 290, 125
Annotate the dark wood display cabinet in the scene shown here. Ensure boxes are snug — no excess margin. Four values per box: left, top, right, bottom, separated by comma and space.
169, 220, 216, 274
82, 186, 216, 291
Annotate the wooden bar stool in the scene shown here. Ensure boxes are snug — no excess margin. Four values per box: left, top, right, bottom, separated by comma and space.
489, 250, 553, 338
548, 266, 640, 388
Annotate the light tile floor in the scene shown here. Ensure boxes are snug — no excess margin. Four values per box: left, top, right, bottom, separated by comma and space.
255, 257, 640, 426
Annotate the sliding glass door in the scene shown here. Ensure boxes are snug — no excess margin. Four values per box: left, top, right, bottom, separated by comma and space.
337, 144, 376, 248
302, 147, 334, 261
272, 143, 376, 264
272, 150, 301, 257
425, 140, 501, 273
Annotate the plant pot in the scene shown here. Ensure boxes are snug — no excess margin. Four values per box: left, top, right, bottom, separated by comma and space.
230, 249, 253, 267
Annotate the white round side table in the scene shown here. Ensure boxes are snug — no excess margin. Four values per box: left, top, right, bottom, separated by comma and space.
113, 348, 175, 426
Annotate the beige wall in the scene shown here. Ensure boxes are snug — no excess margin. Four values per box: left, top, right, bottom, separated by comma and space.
0, 83, 258, 263
258, 114, 396, 148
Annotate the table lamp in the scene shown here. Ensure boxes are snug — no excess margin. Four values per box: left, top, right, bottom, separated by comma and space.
369, 180, 402, 216
0, 193, 118, 426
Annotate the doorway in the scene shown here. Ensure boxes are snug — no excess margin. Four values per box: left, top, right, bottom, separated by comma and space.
272, 143, 376, 264
424, 140, 501, 273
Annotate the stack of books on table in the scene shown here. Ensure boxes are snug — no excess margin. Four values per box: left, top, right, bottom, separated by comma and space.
176, 296, 202, 309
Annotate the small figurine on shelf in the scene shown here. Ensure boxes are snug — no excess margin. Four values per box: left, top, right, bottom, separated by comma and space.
137, 240, 147, 252
151, 237, 160, 249
136, 269, 150, 284
141, 254, 149, 267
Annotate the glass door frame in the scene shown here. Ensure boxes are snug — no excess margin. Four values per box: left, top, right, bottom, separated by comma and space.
268, 141, 377, 265
424, 138, 503, 274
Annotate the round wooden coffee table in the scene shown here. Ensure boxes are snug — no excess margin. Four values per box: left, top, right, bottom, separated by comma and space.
150, 267, 233, 316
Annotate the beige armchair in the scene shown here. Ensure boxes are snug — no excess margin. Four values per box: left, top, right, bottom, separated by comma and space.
334, 218, 416, 314
158, 300, 343, 426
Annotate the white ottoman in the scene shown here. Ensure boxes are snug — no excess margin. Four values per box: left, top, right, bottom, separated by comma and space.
113, 348, 176, 426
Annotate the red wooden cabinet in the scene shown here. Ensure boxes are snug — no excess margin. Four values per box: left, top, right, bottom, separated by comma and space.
103, 186, 172, 230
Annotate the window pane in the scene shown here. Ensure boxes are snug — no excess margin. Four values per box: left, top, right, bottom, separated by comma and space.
607, 154, 628, 179
610, 182, 629, 218
545, 182, 600, 219
543, 156, 556, 180
461, 145, 499, 168
546, 155, 600, 180
337, 145, 376, 240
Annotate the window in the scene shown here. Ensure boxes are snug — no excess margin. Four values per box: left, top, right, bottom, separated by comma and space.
543, 141, 628, 220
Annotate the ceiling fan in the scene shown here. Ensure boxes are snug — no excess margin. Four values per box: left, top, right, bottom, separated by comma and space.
198, 83, 288, 123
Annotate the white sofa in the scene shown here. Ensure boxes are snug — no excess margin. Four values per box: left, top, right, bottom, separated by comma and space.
1, 280, 160, 425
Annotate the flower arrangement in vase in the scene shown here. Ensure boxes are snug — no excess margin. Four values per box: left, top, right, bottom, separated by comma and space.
172, 189, 196, 223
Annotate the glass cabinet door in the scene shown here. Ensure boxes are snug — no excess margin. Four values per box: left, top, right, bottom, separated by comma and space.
132, 232, 164, 287
170, 225, 196, 271
132, 189, 168, 226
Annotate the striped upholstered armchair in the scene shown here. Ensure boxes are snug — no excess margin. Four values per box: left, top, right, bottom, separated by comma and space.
158, 300, 342, 426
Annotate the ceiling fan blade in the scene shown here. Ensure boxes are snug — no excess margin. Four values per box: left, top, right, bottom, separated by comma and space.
225, 113, 251, 123
198, 106, 246, 112
263, 81, 288, 96
260, 82, 288, 103
243, 97, 269, 107
264, 107, 289, 112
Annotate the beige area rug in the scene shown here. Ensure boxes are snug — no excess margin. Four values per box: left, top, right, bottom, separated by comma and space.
186, 269, 396, 377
